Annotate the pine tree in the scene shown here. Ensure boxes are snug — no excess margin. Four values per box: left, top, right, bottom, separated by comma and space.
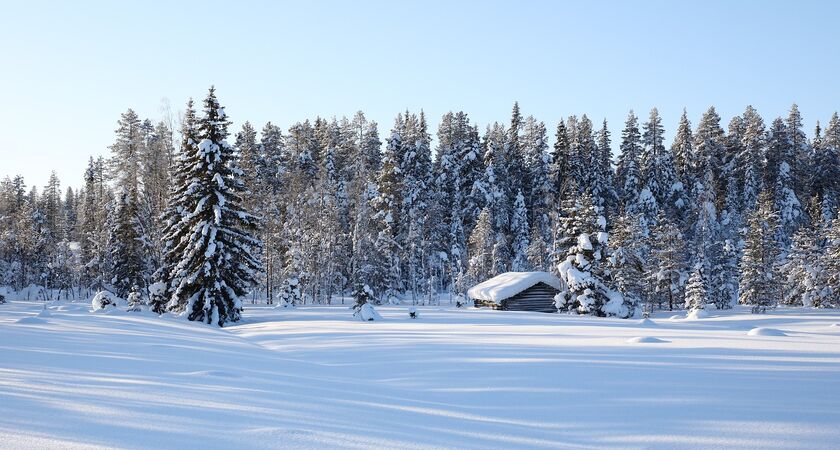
374, 129, 402, 302
739, 106, 766, 210
812, 113, 840, 220
767, 118, 804, 245
739, 191, 781, 313
786, 104, 812, 202
548, 119, 572, 208
649, 213, 687, 311
167, 87, 262, 326
693, 107, 726, 207
467, 207, 494, 285
555, 194, 629, 317
609, 213, 647, 313
616, 111, 643, 212
683, 267, 706, 312
152, 99, 199, 313
108, 109, 148, 298
672, 109, 694, 190
525, 224, 550, 271
783, 217, 829, 307
522, 116, 551, 233
510, 190, 530, 271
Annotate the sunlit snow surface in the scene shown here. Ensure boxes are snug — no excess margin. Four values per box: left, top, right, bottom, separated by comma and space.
2, 302, 840, 449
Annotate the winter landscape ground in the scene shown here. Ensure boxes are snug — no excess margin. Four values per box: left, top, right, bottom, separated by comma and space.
3, 300, 840, 449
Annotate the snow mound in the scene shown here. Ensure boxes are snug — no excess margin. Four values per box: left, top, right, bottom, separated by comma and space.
686, 309, 709, 320
637, 318, 657, 327
669, 315, 682, 320
37, 309, 52, 318
91, 291, 125, 311
180, 370, 242, 379
829, 323, 840, 328
357, 303, 382, 321
626, 336, 668, 344
468, 271, 563, 304
16, 316, 47, 325
747, 327, 787, 337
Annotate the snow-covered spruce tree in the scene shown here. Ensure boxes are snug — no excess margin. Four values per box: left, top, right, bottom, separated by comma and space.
547, 119, 571, 210
649, 212, 687, 311
616, 111, 643, 213
766, 118, 804, 246
825, 215, 840, 307
555, 194, 631, 317
671, 109, 695, 195
522, 116, 551, 233
609, 212, 647, 314
277, 276, 301, 308
690, 169, 720, 308
373, 131, 402, 302
167, 87, 262, 326
510, 190, 530, 271
108, 109, 149, 298
693, 107, 726, 205
782, 217, 829, 307
813, 113, 840, 221
506, 102, 525, 197
739, 106, 766, 210
641, 108, 669, 206
399, 112, 432, 302
786, 104, 812, 202
684, 267, 706, 312
739, 191, 781, 313
467, 207, 494, 285
151, 99, 198, 314
525, 224, 550, 271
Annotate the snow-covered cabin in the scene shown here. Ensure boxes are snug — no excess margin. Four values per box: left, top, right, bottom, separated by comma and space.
467, 272, 563, 313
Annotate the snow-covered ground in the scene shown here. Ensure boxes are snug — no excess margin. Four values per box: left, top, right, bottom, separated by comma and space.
2, 302, 840, 449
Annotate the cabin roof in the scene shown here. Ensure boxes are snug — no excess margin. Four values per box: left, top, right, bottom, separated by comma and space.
467, 271, 563, 304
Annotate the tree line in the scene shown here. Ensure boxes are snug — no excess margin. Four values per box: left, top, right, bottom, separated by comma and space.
1, 88, 839, 324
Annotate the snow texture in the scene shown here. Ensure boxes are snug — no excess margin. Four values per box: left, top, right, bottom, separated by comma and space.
468, 271, 563, 304
1, 302, 840, 449
747, 327, 788, 337
626, 336, 668, 343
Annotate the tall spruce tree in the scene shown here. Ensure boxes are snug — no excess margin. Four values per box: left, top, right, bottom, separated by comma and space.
739, 191, 781, 313
167, 87, 262, 325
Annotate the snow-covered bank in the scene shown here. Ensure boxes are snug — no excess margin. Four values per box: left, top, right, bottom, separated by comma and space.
2, 302, 840, 449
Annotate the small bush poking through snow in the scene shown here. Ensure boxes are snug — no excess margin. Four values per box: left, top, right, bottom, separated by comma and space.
91, 291, 124, 311
408, 306, 418, 319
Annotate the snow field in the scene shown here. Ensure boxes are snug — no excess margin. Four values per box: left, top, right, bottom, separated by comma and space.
2, 302, 840, 449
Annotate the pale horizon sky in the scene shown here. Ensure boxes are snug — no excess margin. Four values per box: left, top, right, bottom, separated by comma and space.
1, 0, 838, 189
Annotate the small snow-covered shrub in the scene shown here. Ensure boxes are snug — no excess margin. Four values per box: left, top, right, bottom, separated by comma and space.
686, 309, 709, 320
19, 284, 47, 301
91, 291, 124, 311
148, 282, 167, 314
356, 303, 382, 321
126, 287, 143, 312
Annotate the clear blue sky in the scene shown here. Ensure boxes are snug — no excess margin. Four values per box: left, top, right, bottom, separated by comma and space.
2, 0, 838, 188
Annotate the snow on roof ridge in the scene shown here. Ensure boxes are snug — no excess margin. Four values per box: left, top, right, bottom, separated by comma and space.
467, 271, 563, 304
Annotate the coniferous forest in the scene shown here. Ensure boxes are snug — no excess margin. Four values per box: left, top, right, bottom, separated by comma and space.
2, 87, 839, 325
